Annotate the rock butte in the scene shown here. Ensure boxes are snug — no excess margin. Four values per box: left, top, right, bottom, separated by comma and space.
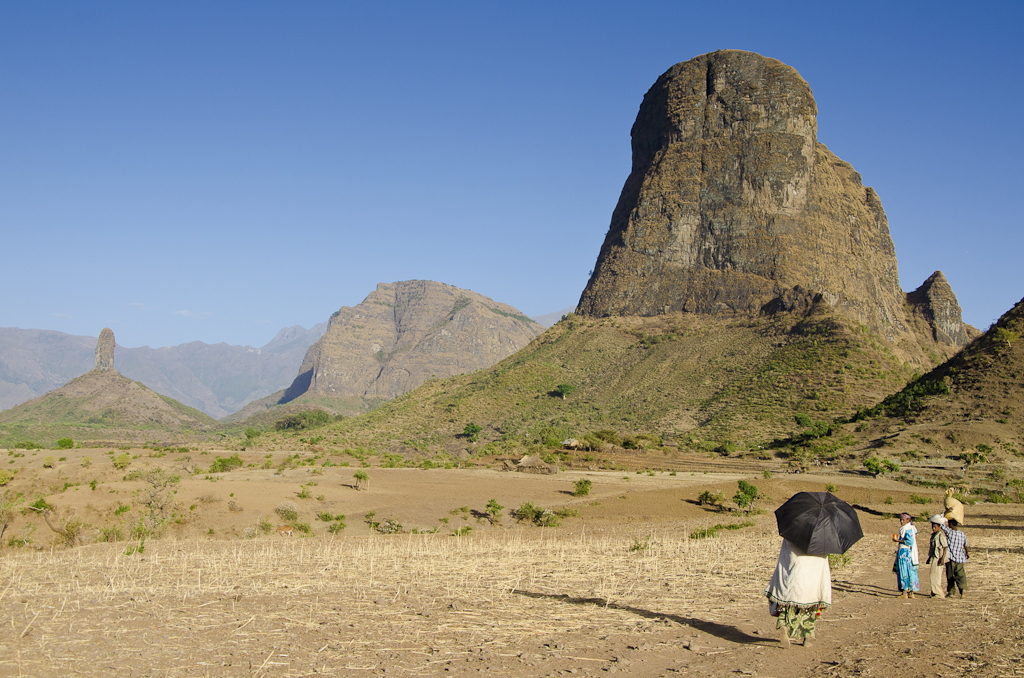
577, 50, 973, 348
283, 280, 543, 402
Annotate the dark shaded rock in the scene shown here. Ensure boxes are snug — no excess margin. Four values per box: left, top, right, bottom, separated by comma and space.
95, 328, 116, 373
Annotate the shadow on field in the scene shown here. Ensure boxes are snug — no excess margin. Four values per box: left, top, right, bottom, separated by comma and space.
832, 580, 895, 597
511, 590, 763, 645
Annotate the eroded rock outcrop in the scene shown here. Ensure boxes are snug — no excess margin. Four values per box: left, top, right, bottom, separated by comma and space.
95, 328, 116, 373
906, 271, 977, 346
576, 50, 971, 346
282, 281, 543, 402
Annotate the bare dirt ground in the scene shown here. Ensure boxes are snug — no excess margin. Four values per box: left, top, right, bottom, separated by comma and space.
1, 453, 1022, 677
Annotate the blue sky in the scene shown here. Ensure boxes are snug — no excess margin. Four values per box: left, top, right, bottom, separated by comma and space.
2, 1, 1021, 349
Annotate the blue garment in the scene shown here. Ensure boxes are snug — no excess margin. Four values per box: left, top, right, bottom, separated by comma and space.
896, 531, 920, 592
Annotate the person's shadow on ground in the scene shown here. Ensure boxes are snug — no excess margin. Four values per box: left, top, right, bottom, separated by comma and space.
511, 589, 764, 645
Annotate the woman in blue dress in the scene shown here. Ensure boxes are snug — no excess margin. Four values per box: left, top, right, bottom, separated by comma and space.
893, 513, 920, 598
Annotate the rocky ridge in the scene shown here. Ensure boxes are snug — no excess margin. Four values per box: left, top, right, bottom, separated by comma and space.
576, 50, 973, 349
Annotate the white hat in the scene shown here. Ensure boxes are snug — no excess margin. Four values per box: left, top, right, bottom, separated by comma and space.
928, 514, 947, 525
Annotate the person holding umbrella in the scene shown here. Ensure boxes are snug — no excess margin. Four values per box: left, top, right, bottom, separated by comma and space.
768, 492, 863, 648
893, 513, 920, 598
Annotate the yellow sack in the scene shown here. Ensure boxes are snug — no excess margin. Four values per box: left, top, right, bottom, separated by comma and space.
944, 489, 965, 524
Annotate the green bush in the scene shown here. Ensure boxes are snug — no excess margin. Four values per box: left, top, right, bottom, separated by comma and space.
112, 453, 131, 470
463, 423, 482, 442
733, 480, 759, 511
0, 469, 12, 486
42, 456, 56, 468
274, 409, 331, 431
573, 479, 592, 497
275, 502, 300, 522
209, 454, 243, 473
697, 489, 723, 507
513, 502, 560, 527
56, 437, 74, 450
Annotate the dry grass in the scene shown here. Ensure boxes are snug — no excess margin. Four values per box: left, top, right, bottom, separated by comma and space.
0, 529, 781, 675
1, 526, 1020, 676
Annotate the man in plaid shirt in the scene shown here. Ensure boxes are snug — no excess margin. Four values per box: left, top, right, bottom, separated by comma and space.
942, 518, 969, 598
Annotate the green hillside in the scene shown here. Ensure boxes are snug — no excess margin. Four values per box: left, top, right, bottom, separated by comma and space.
241, 307, 942, 458
0, 370, 216, 448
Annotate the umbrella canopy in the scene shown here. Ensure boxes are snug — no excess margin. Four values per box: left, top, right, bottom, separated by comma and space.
775, 491, 864, 555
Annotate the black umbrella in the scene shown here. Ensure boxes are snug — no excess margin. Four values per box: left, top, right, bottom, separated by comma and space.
774, 491, 863, 555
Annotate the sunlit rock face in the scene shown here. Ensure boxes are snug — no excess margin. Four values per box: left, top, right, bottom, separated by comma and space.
577, 50, 941, 342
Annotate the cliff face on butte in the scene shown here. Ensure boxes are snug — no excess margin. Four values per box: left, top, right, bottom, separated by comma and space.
577, 50, 972, 346
282, 280, 543, 403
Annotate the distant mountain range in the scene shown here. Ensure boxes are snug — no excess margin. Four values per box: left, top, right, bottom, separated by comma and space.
0, 304, 568, 420
0, 324, 326, 418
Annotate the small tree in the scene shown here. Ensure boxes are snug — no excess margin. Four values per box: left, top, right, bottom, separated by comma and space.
113, 453, 131, 470
56, 437, 74, 450
864, 457, 899, 477
554, 384, 577, 400
485, 499, 504, 525
353, 470, 369, 491
463, 423, 482, 443
733, 480, 759, 511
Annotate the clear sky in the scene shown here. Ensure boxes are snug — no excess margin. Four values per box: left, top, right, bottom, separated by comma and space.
2, 1, 1021, 349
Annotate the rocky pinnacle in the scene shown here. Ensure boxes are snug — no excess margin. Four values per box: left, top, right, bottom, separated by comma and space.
95, 327, 116, 372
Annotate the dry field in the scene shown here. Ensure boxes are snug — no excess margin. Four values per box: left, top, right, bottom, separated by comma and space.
1, 461, 1022, 677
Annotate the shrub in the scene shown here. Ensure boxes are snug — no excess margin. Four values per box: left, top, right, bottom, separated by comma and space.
485, 499, 504, 524
733, 480, 759, 511
275, 502, 300, 523
376, 518, 403, 534
327, 520, 346, 533
573, 479, 592, 497
697, 489, 723, 507
258, 517, 275, 534
513, 502, 560, 527
112, 453, 131, 470
553, 384, 577, 400
56, 437, 74, 450
825, 483, 837, 493
42, 456, 56, 468
353, 470, 369, 490
463, 423, 482, 442
209, 454, 243, 473
0, 470, 12, 486
81, 457, 92, 468
274, 409, 330, 431
908, 494, 930, 505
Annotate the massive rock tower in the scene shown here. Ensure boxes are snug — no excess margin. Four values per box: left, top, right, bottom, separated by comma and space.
95, 328, 116, 372
577, 50, 970, 345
